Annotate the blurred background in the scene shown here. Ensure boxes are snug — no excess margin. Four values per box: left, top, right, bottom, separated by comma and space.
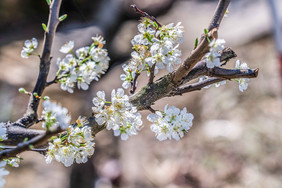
0, 0, 282, 187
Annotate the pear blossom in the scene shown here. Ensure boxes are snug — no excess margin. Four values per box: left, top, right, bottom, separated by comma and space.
59, 41, 74, 53
121, 18, 184, 89
234, 60, 250, 92
41, 100, 71, 130
92, 88, 143, 140
205, 39, 225, 68
5, 156, 21, 168
147, 105, 194, 141
0, 123, 7, 141
0, 161, 9, 188
57, 36, 110, 93
45, 119, 95, 167
21, 38, 38, 58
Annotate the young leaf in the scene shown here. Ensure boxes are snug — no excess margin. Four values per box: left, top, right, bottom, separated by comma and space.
194, 38, 198, 49
59, 14, 67, 22
204, 28, 209, 35
46, 0, 51, 6
42, 23, 47, 32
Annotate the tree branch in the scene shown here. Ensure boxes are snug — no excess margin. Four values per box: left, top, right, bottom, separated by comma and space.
0, 129, 62, 160
169, 68, 259, 96
208, 0, 230, 31
172, 28, 218, 84
170, 78, 225, 96
15, 0, 62, 128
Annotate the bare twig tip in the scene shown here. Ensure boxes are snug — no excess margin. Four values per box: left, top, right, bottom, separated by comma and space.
254, 68, 259, 77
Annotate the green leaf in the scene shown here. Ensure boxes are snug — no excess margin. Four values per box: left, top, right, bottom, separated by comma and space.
194, 38, 198, 49
153, 22, 158, 29
46, 0, 51, 5
204, 28, 209, 35
42, 23, 47, 32
59, 14, 67, 22
29, 145, 34, 150
23, 138, 28, 142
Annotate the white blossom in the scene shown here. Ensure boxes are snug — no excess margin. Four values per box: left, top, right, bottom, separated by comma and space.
0, 123, 7, 141
92, 88, 143, 140
59, 41, 74, 53
235, 60, 250, 92
21, 38, 38, 58
205, 39, 225, 68
6, 157, 21, 168
0, 161, 9, 188
45, 119, 95, 167
41, 100, 71, 130
121, 18, 184, 88
57, 36, 110, 93
147, 105, 193, 141
214, 80, 226, 87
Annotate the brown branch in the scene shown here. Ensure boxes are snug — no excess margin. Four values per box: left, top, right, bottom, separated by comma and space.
15, 0, 62, 128
130, 72, 140, 95
130, 4, 162, 27
0, 129, 62, 160
207, 67, 259, 79
208, 0, 230, 31
0, 115, 105, 157
169, 67, 259, 97
172, 28, 218, 84
46, 76, 58, 87
169, 67, 258, 96
170, 78, 225, 96
2, 126, 45, 146
182, 47, 237, 84
148, 63, 156, 84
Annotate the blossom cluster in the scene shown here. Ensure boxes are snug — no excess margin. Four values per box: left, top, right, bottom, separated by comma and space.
234, 60, 250, 92
0, 156, 20, 188
41, 100, 71, 131
57, 36, 110, 93
120, 18, 184, 89
20, 38, 38, 58
92, 88, 143, 140
205, 39, 225, 68
45, 118, 95, 167
0, 161, 9, 188
0, 123, 7, 141
147, 105, 194, 141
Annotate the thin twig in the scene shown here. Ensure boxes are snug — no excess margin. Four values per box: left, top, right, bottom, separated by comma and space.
130, 4, 162, 27
148, 63, 156, 84
208, 0, 230, 31
0, 128, 62, 160
46, 76, 58, 86
146, 106, 156, 113
170, 78, 225, 96
182, 47, 237, 84
130, 72, 140, 95
15, 0, 62, 128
